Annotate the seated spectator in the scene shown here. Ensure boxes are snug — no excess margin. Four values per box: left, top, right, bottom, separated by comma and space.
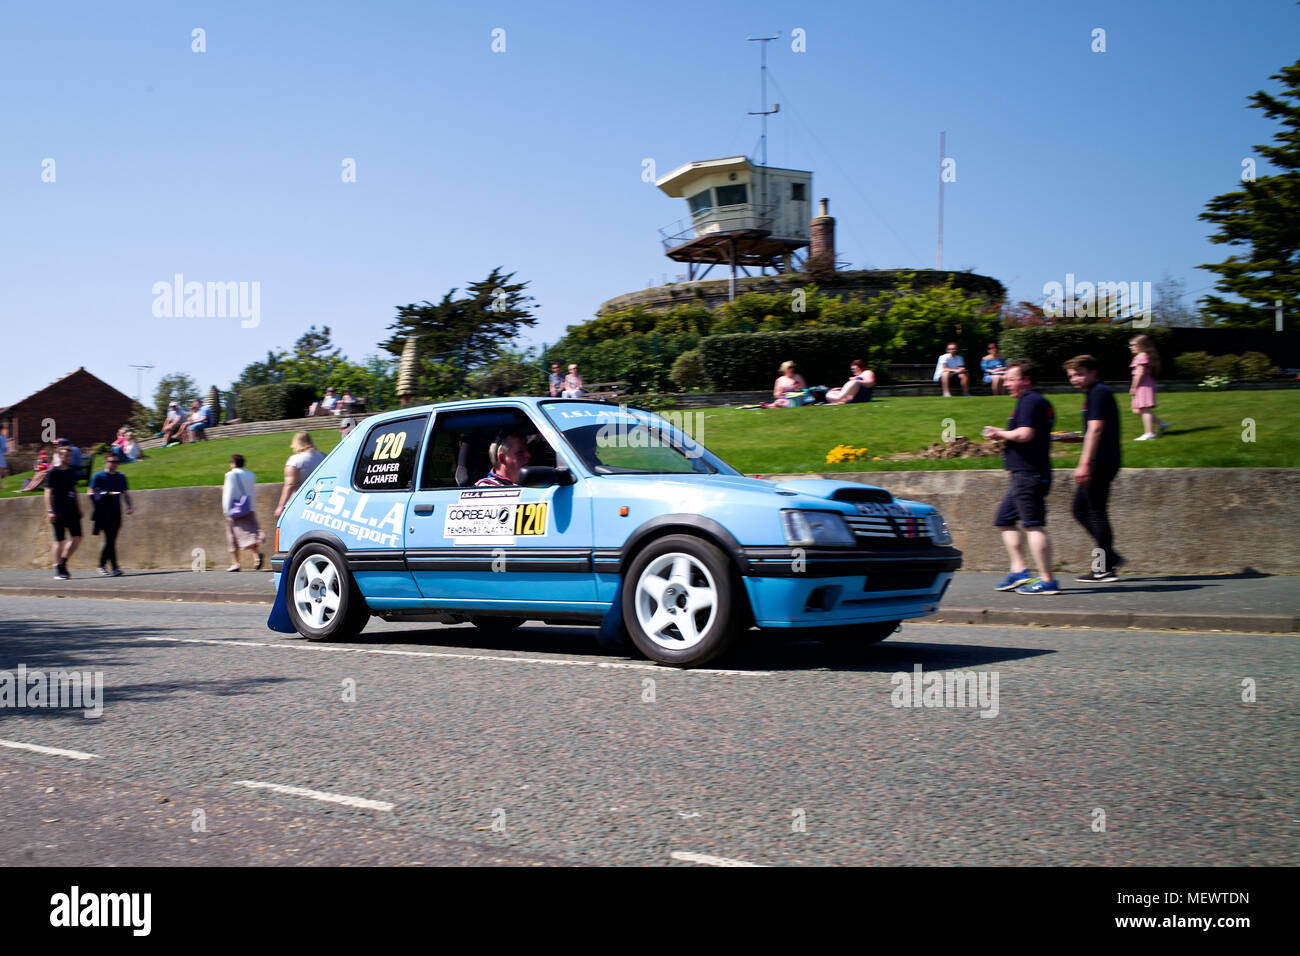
933, 343, 970, 397
119, 430, 145, 463
20, 448, 52, 492
321, 387, 339, 413
0, 424, 9, 490
826, 359, 876, 404
981, 343, 1008, 395
160, 402, 185, 444
760, 361, 808, 408
336, 389, 358, 414
561, 365, 585, 398
183, 400, 209, 441
548, 363, 564, 397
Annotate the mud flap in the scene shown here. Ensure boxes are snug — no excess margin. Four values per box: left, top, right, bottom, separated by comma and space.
595, 580, 630, 649
266, 571, 296, 633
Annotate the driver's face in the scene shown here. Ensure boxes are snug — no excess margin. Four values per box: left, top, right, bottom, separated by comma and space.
501, 436, 531, 475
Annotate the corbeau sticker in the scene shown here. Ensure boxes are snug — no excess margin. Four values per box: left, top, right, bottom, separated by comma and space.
443, 501, 548, 540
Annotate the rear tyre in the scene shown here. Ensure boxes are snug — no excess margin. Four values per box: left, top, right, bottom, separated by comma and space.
287, 544, 369, 641
621, 534, 739, 668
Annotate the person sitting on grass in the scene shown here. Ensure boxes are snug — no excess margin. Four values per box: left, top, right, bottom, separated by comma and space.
760, 361, 808, 408
826, 359, 876, 404
160, 402, 185, 444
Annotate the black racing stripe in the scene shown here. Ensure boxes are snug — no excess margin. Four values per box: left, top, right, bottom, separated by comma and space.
741, 547, 962, 578
404, 548, 592, 574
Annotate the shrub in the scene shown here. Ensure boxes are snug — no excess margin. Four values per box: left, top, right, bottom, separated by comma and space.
1174, 351, 1216, 381
1238, 351, 1276, 381
670, 349, 710, 390
698, 327, 889, 391
1211, 354, 1243, 379
999, 325, 1169, 381
236, 382, 318, 421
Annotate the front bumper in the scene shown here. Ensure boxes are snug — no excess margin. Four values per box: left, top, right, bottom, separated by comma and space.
738, 545, 961, 627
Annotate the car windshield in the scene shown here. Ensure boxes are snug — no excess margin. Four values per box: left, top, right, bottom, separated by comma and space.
540, 402, 738, 476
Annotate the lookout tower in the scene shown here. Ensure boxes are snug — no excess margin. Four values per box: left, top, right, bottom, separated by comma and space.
655, 156, 812, 289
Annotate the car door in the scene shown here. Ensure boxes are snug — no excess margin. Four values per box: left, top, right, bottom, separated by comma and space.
404, 405, 599, 615
297, 413, 428, 602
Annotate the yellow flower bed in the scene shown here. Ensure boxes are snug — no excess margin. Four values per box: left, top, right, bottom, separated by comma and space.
825, 444, 870, 464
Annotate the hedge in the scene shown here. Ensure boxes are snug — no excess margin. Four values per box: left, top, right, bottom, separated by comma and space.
698, 328, 894, 391
1000, 325, 1300, 381
236, 382, 318, 421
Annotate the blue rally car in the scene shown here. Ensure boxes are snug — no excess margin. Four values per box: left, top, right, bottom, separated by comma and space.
268, 398, 961, 667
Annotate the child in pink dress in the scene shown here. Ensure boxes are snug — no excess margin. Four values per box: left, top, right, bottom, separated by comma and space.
1129, 334, 1169, 441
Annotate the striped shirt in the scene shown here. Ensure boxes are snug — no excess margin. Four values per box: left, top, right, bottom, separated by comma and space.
475, 470, 514, 487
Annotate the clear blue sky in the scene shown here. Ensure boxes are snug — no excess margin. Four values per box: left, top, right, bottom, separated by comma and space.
2, 0, 1294, 405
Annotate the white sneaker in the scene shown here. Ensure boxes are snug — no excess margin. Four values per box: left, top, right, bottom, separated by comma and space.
1135, 432, 1157, 441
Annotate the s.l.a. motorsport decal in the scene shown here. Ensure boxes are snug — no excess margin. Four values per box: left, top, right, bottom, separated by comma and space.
444, 491, 548, 541
300, 485, 404, 547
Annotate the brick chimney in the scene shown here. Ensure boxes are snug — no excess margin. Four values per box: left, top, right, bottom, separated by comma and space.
807, 197, 835, 276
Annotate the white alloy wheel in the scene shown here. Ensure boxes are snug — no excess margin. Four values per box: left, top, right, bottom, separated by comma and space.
293, 553, 342, 629
633, 552, 718, 651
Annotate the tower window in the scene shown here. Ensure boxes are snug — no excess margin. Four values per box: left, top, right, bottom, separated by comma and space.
791, 182, 807, 201
688, 190, 712, 215
715, 184, 748, 206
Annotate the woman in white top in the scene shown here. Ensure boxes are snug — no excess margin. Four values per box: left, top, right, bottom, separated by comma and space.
275, 431, 326, 519
222, 454, 264, 571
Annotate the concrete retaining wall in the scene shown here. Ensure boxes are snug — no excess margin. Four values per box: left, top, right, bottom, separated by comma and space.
769, 468, 1300, 575
0, 484, 285, 571
1, 469, 1295, 573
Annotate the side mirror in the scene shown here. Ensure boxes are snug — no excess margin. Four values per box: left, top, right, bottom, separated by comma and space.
519, 465, 574, 487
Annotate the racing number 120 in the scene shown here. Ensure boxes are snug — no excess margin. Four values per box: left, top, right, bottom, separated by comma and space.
373, 431, 406, 461
515, 502, 547, 536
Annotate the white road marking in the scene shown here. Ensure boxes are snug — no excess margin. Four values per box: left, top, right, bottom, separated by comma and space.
144, 636, 773, 676
670, 850, 765, 867
0, 739, 99, 761
234, 780, 394, 812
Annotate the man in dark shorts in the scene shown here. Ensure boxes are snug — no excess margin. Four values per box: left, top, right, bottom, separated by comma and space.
1063, 354, 1124, 582
90, 452, 134, 576
982, 360, 1060, 595
43, 446, 82, 580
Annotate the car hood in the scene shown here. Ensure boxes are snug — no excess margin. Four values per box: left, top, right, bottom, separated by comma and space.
598, 473, 936, 516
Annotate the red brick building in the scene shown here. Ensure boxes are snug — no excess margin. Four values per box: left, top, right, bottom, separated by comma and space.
0, 368, 135, 450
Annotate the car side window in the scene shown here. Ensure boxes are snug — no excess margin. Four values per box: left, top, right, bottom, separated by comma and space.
420, 409, 556, 489
352, 416, 427, 492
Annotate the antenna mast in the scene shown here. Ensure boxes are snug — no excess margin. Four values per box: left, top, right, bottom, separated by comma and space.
746, 32, 781, 248
129, 364, 155, 403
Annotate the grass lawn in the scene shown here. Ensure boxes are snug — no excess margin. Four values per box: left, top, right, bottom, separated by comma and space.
1, 391, 1294, 495
0, 428, 344, 498
685, 390, 1300, 474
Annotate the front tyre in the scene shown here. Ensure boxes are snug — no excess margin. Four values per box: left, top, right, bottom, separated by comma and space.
622, 535, 739, 667
287, 544, 369, 641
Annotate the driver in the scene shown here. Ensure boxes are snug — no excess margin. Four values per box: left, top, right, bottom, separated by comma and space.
476, 431, 531, 486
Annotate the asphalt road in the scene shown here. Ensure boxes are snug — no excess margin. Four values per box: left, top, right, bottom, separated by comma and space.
0, 597, 1296, 866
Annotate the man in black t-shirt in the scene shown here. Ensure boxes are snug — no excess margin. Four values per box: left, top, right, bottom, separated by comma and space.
1064, 354, 1124, 582
43, 446, 82, 580
982, 360, 1060, 595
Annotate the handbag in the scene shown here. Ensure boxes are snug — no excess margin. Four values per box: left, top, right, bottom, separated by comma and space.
227, 494, 252, 518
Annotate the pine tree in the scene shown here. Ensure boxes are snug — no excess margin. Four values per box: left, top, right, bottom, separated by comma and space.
1199, 58, 1300, 328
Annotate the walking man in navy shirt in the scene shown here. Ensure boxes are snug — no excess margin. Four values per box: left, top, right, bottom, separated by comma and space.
982, 360, 1060, 594
1063, 354, 1124, 582
89, 452, 134, 576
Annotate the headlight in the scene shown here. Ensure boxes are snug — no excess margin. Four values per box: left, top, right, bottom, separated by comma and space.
926, 513, 953, 546
781, 510, 857, 547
